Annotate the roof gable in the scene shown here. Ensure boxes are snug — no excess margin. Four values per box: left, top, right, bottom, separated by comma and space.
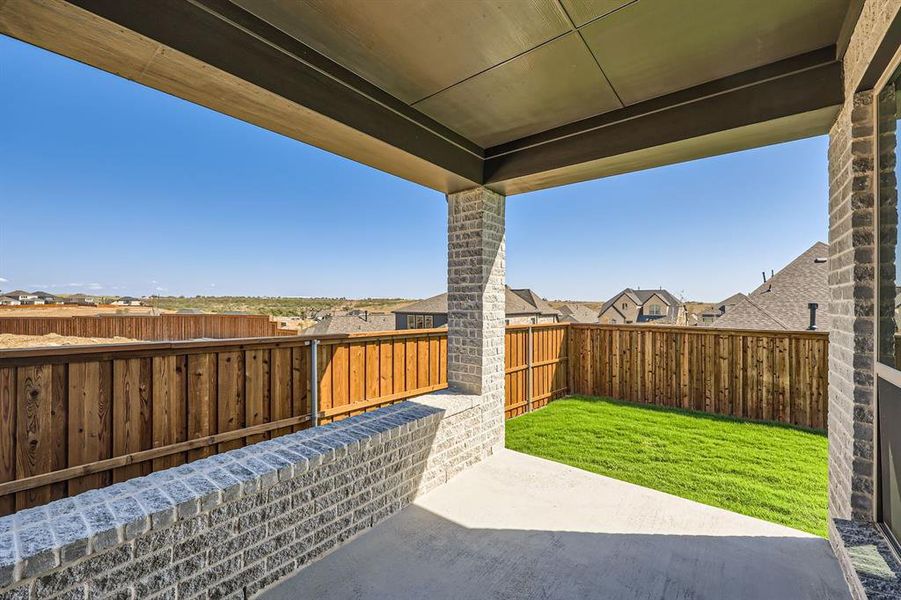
557, 303, 598, 323
601, 288, 680, 316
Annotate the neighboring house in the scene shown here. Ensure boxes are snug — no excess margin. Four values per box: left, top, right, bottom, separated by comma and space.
302, 313, 395, 336
0, 296, 21, 306
698, 309, 721, 325
698, 292, 748, 324
714, 242, 829, 331
112, 296, 144, 306
507, 288, 561, 325
717, 292, 748, 314
598, 288, 685, 325
63, 294, 97, 305
557, 302, 599, 324
32, 291, 60, 304
394, 286, 560, 329
4, 290, 37, 303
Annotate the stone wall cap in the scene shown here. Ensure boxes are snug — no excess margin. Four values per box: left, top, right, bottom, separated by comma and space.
0, 398, 449, 587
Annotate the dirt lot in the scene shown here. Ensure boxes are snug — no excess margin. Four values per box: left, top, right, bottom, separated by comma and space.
0, 333, 138, 349
0, 305, 168, 317
548, 300, 604, 311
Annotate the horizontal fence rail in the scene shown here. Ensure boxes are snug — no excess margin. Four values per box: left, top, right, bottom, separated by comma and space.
0, 322, 830, 515
0, 313, 294, 340
568, 324, 829, 430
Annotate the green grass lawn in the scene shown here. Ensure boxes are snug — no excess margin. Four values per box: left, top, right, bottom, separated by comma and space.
505, 396, 828, 537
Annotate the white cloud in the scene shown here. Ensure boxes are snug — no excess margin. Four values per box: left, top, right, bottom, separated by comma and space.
0, 277, 7, 283
86, 283, 103, 290
155, 286, 167, 292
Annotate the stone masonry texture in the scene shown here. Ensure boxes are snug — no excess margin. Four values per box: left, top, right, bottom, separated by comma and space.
446, 187, 506, 452
0, 393, 499, 600
828, 89, 877, 523
827, 0, 900, 526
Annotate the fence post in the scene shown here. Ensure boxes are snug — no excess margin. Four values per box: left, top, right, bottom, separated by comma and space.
526, 326, 533, 412
566, 325, 574, 396
309, 338, 319, 427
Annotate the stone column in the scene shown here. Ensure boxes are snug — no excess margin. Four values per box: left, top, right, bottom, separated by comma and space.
446, 187, 505, 450
827, 92, 878, 522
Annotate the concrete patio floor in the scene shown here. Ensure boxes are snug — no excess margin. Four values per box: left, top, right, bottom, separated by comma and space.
262, 449, 849, 600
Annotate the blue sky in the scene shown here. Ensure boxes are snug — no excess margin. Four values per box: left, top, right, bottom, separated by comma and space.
0, 35, 828, 302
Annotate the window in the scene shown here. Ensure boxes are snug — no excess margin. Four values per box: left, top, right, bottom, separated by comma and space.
876, 58, 901, 553
621, 302, 627, 310
648, 304, 662, 316
406, 314, 432, 329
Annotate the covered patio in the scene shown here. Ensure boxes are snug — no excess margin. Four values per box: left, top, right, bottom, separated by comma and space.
263, 448, 848, 600
1, 1, 900, 599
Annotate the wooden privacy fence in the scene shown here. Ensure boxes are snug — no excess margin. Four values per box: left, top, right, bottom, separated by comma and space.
0, 313, 293, 340
568, 324, 829, 430
0, 322, 830, 515
0, 328, 446, 515
504, 324, 570, 419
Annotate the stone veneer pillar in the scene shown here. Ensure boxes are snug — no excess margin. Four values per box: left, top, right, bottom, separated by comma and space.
446, 187, 506, 450
827, 91, 878, 522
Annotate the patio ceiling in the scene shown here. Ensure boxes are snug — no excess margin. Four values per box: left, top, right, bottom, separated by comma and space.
0, 0, 856, 194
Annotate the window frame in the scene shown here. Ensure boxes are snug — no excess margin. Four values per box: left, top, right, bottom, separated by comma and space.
873, 42, 901, 560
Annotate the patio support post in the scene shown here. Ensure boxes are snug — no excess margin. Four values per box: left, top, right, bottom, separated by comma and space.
447, 186, 506, 450
827, 91, 879, 523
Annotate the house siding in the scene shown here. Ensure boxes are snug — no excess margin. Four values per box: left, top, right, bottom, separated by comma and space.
642, 293, 669, 318
598, 306, 623, 324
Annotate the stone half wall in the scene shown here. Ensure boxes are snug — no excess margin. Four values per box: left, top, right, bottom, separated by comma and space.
0, 391, 496, 600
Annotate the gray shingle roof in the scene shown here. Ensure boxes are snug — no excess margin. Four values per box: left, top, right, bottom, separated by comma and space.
395, 287, 558, 317
509, 288, 561, 316
717, 292, 747, 310
557, 303, 599, 323
302, 314, 396, 336
714, 242, 829, 331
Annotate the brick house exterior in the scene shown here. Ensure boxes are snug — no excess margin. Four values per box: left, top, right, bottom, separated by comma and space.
826, 1, 901, 596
